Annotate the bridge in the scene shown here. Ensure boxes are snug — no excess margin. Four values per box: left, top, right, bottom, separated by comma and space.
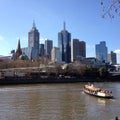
109, 71, 120, 76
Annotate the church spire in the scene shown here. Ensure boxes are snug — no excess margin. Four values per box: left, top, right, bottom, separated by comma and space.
16, 38, 22, 59
18, 38, 21, 50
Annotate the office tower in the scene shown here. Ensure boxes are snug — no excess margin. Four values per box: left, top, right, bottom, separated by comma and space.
51, 47, 60, 63
16, 39, 22, 59
71, 39, 80, 62
95, 41, 108, 63
108, 51, 117, 65
71, 39, 86, 62
28, 21, 40, 59
45, 39, 53, 58
22, 47, 32, 60
39, 44, 45, 57
58, 22, 71, 63
79, 41, 86, 58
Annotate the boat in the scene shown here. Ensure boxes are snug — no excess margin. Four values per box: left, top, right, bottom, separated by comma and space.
83, 84, 113, 99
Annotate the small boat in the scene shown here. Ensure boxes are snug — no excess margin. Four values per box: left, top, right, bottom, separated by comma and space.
83, 84, 113, 99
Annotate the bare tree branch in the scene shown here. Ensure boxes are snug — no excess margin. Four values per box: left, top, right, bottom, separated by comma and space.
101, 0, 120, 18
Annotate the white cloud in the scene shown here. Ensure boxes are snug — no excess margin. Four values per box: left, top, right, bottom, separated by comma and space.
114, 49, 120, 54
40, 37, 47, 44
0, 35, 4, 41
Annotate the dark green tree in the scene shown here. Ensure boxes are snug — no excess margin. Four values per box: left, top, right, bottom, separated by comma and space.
98, 67, 108, 78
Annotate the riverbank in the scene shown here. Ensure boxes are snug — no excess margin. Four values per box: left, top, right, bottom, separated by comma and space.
0, 75, 119, 85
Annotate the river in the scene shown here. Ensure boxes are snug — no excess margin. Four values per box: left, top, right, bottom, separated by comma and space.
0, 82, 119, 120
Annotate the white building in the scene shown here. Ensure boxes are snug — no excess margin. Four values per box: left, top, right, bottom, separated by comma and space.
51, 47, 60, 63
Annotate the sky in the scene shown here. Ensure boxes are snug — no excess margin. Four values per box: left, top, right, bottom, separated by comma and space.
0, 0, 120, 63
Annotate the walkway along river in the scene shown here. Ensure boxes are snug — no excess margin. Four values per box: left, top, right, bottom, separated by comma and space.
0, 82, 119, 120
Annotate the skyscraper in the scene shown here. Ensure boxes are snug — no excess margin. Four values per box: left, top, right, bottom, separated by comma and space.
39, 44, 45, 57
71, 39, 86, 62
58, 22, 71, 63
108, 51, 117, 65
28, 21, 40, 59
45, 39, 53, 58
71, 39, 80, 62
95, 41, 108, 63
79, 41, 86, 58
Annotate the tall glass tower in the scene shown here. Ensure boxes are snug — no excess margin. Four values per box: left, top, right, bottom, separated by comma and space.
27, 22, 39, 60
58, 22, 71, 63
39, 44, 44, 57
28, 21, 40, 57
95, 41, 108, 63
45, 39, 53, 58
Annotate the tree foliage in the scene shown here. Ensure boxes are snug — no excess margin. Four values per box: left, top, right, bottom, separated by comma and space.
101, 0, 120, 18
98, 67, 108, 78
61, 62, 86, 76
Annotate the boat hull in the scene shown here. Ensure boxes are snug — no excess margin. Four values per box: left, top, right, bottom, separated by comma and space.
83, 84, 113, 99
84, 89, 113, 99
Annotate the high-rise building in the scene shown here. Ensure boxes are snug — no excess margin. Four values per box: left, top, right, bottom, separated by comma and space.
28, 21, 40, 59
71, 39, 80, 62
58, 22, 71, 63
39, 44, 45, 57
71, 39, 86, 62
108, 51, 117, 65
51, 47, 60, 63
79, 41, 86, 58
95, 41, 108, 63
22, 22, 40, 60
45, 39, 53, 58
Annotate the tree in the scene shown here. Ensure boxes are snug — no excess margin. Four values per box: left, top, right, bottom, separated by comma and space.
101, 0, 120, 18
62, 62, 86, 77
98, 67, 108, 78
54, 64, 62, 76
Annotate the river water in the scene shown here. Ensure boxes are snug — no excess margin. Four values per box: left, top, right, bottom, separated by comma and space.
0, 82, 119, 120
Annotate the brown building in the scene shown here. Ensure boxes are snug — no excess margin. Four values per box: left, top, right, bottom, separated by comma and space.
108, 51, 117, 65
16, 39, 22, 59
71, 39, 86, 62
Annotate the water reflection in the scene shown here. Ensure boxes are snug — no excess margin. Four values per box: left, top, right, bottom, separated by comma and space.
0, 83, 119, 120
97, 98, 107, 105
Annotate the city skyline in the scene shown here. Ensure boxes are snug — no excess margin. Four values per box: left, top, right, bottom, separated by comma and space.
0, 0, 120, 63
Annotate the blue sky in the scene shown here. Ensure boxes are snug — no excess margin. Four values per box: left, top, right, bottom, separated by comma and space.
0, 0, 120, 63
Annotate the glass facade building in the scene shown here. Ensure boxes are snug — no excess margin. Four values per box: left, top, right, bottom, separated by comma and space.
21, 47, 38, 60
39, 44, 45, 57
45, 39, 53, 58
28, 22, 40, 60
58, 22, 71, 63
95, 41, 108, 63
21, 22, 40, 60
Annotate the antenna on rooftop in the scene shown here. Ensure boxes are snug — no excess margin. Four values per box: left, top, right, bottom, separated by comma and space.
33, 20, 36, 28
63, 21, 66, 30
